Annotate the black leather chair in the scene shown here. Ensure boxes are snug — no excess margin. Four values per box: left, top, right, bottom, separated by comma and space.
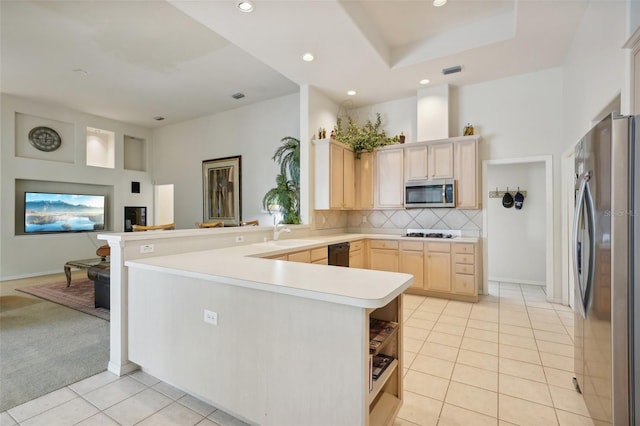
88, 264, 110, 309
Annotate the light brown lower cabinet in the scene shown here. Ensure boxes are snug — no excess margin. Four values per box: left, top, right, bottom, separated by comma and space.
399, 241, 424, 289
349, 240, 365, 269
369, 240, 399, 272
311, 246, 328, 265
424, 243, 452, 293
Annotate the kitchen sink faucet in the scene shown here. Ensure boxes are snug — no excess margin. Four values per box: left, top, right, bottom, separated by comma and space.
273, 224, 291, 241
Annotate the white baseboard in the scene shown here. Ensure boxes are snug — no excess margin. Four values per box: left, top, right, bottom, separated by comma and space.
488, 277, 546, 286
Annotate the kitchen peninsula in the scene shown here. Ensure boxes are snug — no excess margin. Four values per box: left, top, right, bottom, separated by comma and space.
124, 238, 412, 426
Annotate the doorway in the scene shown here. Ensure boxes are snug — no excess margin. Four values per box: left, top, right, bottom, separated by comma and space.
482, 156, 554, 299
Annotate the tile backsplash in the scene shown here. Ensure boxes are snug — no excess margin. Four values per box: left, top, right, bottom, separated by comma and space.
314, 208, 483, 235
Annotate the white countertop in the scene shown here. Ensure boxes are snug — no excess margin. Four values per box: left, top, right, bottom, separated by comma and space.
125, 233, 479, 309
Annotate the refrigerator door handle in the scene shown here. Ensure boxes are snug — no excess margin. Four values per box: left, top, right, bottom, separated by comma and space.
583, 180, 596, 316
573, 172, 596, 318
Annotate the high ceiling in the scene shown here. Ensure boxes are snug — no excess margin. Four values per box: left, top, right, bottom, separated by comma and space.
1, 0, 588, 128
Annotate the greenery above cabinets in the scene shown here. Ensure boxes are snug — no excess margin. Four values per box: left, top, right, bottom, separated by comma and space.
334, 113, 401, 158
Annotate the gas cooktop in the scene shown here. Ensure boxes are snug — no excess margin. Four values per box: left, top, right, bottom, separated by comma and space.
403, 229, 461, 239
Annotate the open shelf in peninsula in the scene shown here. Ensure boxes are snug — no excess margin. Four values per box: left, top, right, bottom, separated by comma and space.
124, 247, 411, 426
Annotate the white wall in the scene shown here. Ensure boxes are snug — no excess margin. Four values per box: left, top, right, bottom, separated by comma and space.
487, 162, 546, 285
0, 94, 153, 279
150, 93, 300, 229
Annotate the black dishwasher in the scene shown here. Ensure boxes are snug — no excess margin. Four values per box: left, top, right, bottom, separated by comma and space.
328, 242, 350, 267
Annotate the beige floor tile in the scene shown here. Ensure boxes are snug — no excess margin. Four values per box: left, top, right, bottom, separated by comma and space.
411, 354, 455, 379
193, 419, 218, 426
534, 329, 573, 345
403, 370, 450, 401
8, 388, 77, 422
532, 321, 570, 335
540, 352, 574, 372
82, 377, 147, 411
404, 351, 418, 369
404, 336, 426, 353
445, 381, 498, 417
103, 388, 172, 426
451, 364, 498, 392
405, 318, 436, 330
437, 315, 469, 326
498, 374, 553, 406
69, 371, 120, 396
499, 315, 531, 328
426, 331, 463, 348
396, 391, 442, 426
499, 344, 541, 365
461, 337, 499, 356
498, 394, 559, 426
456, 349, 498, 372
438, 403, 498, 426
152, 382, 187, 401
467, 319, 499, 332
432, 322, 466, 336
549, 386, 591, 417
499, 324, 534, 338
498, 333, 537, 350
404, 296, 425, 310
543, 367, 577, 390
393, 418, 421, 426
442, 301, 473, 318
499, 358, 546, 383
0, 412, 17, 426
465, 328, 499, 343
177, 395, 217, 417
410, 310, 441, 322
526, 301, 557, 310
21, 398, 98, 426
418, 342, 459, 362
128, 370, 161, 387
499, 302, 527, 313
207, 409, 250, 426
404, 326, 431, 340
74, 412, 120, 425
555, 409, 595, 426
404, 309, 415, 321
537, 340, 574, 358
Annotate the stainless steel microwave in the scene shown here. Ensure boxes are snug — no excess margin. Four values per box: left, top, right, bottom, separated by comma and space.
404, 178, 456, 208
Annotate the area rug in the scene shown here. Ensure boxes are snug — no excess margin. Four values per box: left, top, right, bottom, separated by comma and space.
17, 278, 109, 321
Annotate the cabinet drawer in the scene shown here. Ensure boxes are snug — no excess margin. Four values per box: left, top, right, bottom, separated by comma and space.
400, 241, 423, 251
453, 253, 474, 265
311, 258, 328, 265
311, 247, 328, 262
453, 243, 475, 254
454, 263, 475, 275
454, 273, 475, 295
369, 240, 399, 250
350, 240, 363, 252
426, 242, 450, 253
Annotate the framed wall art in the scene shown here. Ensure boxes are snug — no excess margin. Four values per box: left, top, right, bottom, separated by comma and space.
202, 156, 241, 226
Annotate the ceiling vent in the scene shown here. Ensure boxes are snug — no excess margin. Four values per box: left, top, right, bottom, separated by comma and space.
442, 65, 463, 75
231, 92, 245, 100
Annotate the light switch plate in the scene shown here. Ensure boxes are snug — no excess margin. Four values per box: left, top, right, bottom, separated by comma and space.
204, 309, 218, 326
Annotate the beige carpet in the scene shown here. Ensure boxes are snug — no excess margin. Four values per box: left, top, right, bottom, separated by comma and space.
0, 292, 109, 411
17, 278, 109, 321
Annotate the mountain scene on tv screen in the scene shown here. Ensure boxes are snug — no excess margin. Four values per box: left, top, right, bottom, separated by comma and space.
25, 194, 104, 232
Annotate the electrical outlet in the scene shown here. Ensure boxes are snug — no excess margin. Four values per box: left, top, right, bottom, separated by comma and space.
140, 244, 154, 254
204, 309, 218, 326
235, 235, 244, 243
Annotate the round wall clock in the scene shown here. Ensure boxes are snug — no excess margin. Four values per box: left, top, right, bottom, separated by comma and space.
28, 126, 62, 152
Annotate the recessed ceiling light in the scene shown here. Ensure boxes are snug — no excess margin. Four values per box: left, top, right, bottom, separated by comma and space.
347, 90, 357, 96
433, 0, 447, 6
420, 79, 430, 85
302, 52, 314, 62
153, 116, 165, 121
237, 1, 254, 13
232, 92, 246, 100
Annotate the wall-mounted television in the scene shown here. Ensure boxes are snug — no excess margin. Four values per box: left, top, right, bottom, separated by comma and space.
24, 192, 105, 234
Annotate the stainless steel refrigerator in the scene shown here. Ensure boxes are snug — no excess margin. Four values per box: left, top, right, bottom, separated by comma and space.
573, 113, 638, 425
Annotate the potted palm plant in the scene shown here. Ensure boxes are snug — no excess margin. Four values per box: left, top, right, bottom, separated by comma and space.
262, 136, 300, 224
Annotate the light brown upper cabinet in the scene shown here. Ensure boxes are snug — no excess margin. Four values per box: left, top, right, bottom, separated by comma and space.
313, 139, 355, 210
374, 146, 404, 209
405, 144, 429, 181
454, 137, 480, 209
428, 142, 454, 179
355, 151, 374, 210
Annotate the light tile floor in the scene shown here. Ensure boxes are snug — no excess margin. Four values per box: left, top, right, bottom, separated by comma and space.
1, 281, 593, 426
